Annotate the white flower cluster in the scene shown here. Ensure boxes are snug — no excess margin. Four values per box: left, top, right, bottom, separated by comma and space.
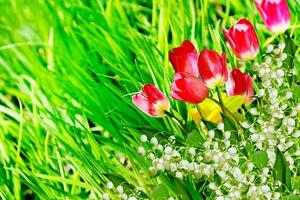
100, 181, 140, 200
250, 43, 299, 170
139, 131, 279, 199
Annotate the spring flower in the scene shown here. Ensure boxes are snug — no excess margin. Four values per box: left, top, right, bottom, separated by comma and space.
171, 72, 209, 104
169, 40, 199, 77
255, 0, 290, 34
226, 68, 254, 105
222, 18, 259, 60
198, 49, 228, 88
190, 94, 244, 123
132, 84, 170, 117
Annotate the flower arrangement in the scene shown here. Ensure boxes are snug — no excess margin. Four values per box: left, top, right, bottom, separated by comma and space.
122, 0, 299, 199
1, 0, 299, 200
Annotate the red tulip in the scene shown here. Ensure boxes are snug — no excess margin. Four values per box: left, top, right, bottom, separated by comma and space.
198, 49, 228, 88
255, 0, 290, 34
226, 69, 254, 105
222, 18, 259, 60
132, 84, 170, 117
169, 40, 199, 77
171, 72, 209, 104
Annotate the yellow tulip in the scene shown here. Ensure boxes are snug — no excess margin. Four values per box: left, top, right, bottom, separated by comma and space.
190, 93, 245, 124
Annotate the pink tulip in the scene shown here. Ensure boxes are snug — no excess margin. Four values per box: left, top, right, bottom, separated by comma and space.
132, 84, 170, 117
198, 49, 228, 88
171, 72, 209, 104
255, 0, 290, 34
169, 40, 199, 77
222, 18, 259, 60
226, 69, 254, 105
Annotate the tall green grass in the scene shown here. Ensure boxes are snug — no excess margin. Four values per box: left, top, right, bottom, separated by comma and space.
0, 0, 299, 199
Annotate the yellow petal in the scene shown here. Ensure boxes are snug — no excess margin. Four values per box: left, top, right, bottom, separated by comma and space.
190, 93, 245, 124
190, 108, 201, 124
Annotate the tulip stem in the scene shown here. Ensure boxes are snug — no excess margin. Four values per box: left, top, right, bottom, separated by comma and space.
196, 104, 205, 121
208, 97, 239, 123
164, 111, 189, 135
216, 87, 225, 114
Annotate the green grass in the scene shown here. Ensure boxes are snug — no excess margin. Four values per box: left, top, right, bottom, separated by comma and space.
0, 0, 299, 199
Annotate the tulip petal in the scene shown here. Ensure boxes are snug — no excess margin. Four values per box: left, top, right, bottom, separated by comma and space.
198, 49, 228, 88
255, 0, 290, 33
226, 69, 254, 105
132, 94, 151, 116
171, 72, 209, 104
132, 84, 170, 117
169, 40, 199, 77
223, 18, 259, 60
222, 27, 236, 49
142, 84, 165, 103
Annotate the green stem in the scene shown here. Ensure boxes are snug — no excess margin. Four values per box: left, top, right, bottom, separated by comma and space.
208, 97, 244, 133
208, 97, 239, 123
164, 111, 189, 135
216, 87, 225, 114
195, 105, 206, 139
196, 104, 205, 121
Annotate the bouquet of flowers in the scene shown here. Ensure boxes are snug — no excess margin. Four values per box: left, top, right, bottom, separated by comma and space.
107, 0, 299, 199
1, 0, 300, 200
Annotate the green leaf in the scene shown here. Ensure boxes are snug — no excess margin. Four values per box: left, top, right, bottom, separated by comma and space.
173, 178, 191, 200
250, 151, 268, 169
221, 113, 238, 144
283, 34, 296, 85
282, 195, 300, 200
272, 149, 292, 191
232, 112, 245, 122
293, 176, 300, 190
172, 178, 203, 200
151, 184, 169, 200
221, 113, 236, 132
283, 34, 296, 70
186, 130, 204, 147
222, 95, 245, 113
292, 85, 300, 100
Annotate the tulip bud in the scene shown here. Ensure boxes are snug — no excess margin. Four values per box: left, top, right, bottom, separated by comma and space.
255, 0, 290, 34
222, 18, 259, 60
171, 72, 209, 104
132, 84, 170, 117
198, 49, 228, 88
169, 40, 199, 77
226, 69, 254, 105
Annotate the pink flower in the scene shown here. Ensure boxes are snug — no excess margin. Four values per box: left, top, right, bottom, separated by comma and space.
255, 0, 290, 34
222, 18, 259, 60
226, 69, 254, 105
198, 49, 228, 88
132, 84, 170, 117
169, 40, 199, 77
171, 72, 209, 104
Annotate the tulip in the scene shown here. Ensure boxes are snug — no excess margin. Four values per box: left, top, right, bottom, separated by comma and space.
222, 18, 259, 60
169, 40, 199, 77
171, 72, 209, 104
132, 84, 170, 117
255, 0, 290, 34
226, 69, 254, 105
198, 49, 228, 88
190, 94, 244, 124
